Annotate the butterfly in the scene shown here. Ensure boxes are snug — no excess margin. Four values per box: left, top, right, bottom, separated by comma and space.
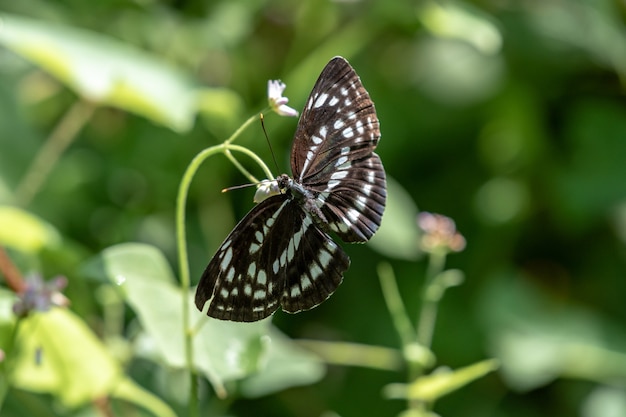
195, 56, 386, 322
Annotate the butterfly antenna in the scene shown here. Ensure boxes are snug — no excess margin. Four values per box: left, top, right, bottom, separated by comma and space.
260, 113, 280, 174
221, 183, 257, 193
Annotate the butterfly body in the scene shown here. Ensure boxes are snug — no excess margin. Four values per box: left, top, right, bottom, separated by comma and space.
195, 57, 386, 322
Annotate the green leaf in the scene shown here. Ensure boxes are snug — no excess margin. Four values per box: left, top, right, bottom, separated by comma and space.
478, 275, 626, 391
419, 1, 502, 55
368, 176, 421, 260
11, 308, 119, 405
238, 328, 325, 397
0, 14, 200, 132
83, 243, 324, 396
0, 205, 60, 252
82, 242, 177, 286
10, 308, 176, 416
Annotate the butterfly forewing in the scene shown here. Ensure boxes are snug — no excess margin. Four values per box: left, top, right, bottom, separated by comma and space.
319, 154, 386, 242
291, 57, 381, 185
290, 57, 386, 242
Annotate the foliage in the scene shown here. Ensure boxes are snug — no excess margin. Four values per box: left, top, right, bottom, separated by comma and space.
1, 0, 626, 416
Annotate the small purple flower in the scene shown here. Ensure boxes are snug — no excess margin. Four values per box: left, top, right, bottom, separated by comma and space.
12, 274, 69, 317
268, 80, 299, 117
417, 212, 466, 254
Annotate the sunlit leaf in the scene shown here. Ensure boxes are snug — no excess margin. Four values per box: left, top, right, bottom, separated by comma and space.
83, 243, 324, 396
409, 37, 504, 106
0, 205, 60, 252
10, 308, 176, 415
582, 386, 626, 417
238, 328, 325, 397
419, 1, 502, 54
0, 14, 199, 132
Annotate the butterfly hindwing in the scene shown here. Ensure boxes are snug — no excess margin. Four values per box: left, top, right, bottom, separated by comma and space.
195, 194, 350, 321
320, 153, 387, 242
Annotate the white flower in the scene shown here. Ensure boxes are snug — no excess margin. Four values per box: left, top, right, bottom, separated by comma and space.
267, 80, 299, 117
254, 180, 281, 203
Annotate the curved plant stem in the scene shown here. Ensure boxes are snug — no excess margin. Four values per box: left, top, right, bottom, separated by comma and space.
175, 111, 275, 415
378, 263, 415, 350
416, 251, 446, 348
15, 99, 96, 206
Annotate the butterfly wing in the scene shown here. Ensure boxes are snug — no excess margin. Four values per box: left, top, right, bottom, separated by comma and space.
290, 56, 386, 243
195, 194, 349, 322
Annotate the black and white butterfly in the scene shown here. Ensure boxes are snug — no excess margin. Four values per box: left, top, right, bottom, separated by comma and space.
195, 56, 386, 322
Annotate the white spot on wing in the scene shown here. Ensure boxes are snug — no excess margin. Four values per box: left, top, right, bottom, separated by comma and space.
318, 249, 333, 268
258, 270, 267, 285
220, 247, 233, 271
347, 208, 360, 222
314, 93, 328, 108
301, 275, 312, 290
226, 266, 235, 283
249, 243, 260, 254
290, 286, 301, 298
330, 170, 349, 181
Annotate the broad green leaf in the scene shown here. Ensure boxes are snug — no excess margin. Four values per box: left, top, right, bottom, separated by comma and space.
0, 205, 60, 252
82, 243, 187, 367
84, 243, 324, 395
0, 14, 199, 132
368, 177, 421, 260
238, 328, 325, 397
11, 308, 176, 416
478, 275, 626, 391
81, 242, 177, 286
11, 308, 120, 405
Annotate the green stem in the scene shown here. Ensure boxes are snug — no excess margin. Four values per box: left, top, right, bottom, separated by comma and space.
15, 99, 96, 206
224, 143, 275, 182
378, 262, 415, 350
296, 339, 403, 371
176, 112, 273, 415
225, 109, 269, 145
416, 251, 446, 348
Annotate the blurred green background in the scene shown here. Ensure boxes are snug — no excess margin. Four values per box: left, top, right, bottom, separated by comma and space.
1, 0, 626, 416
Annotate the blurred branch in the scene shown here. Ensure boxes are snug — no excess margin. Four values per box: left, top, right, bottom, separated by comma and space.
15, 98, 97, 206
0, 246, 25, 293
296, 340, 403, 371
